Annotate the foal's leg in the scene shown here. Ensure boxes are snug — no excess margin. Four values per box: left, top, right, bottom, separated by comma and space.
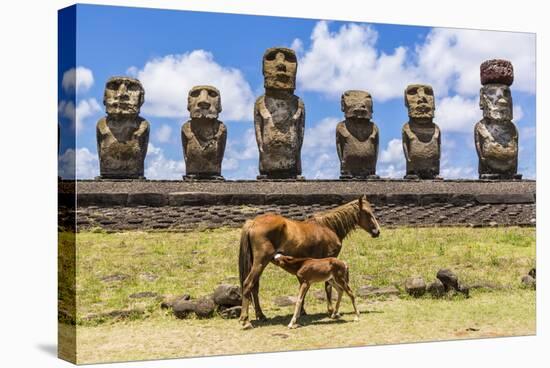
288, 282, 310, 329
325, 281, 334, 315
341, 282, 360, 321
330, 284, 344, 319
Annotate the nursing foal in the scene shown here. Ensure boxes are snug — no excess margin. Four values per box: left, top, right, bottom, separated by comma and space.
273, 253, 360, 329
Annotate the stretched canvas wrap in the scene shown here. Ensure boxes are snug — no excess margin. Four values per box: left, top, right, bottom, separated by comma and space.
58, 3, 536, 364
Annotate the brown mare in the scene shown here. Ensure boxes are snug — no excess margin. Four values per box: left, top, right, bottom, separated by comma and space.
238, 195, 380, 329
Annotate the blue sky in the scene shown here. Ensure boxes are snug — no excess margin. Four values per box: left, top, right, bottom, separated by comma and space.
58, 4, 536, 179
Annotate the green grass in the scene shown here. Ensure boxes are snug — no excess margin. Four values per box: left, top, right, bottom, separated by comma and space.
59, 227, 536, 363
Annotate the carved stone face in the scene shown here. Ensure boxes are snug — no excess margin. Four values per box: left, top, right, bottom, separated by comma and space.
103, 77, 144, 116
341, 90, 373, 119
262, 47, 297, 91
187, 85, 222, 120
405, 84, 435, 119
480, 84, 513, 121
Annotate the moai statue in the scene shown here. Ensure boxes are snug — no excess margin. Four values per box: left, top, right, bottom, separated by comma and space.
475, 59, 521, 180
336, 90, 379, 179
181, 85, 227, 180
402, 84, 442, 180
96, 77, 149, 179
255, 47, 305, 179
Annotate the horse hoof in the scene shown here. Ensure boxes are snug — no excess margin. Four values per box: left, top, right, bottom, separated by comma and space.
288, 323, 300, 329
242, 322, 254, 330
330, 313, 341, 319
257, 314, 268, 322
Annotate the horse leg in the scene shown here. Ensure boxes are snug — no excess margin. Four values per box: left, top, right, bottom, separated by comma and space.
239, 254, 271, 329
342, 282, 360, 321
252, 280, 267, 321
296, 276, 308, 316
288, 282, 310, 329
325, 281, 334, 315
330, 284, 343, 319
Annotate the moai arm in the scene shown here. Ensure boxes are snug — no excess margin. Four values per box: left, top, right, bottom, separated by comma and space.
402, 125, 411, 162
254, 101, 264, 154
335, 123, 344, 163
474, 122, 484, 162
181, 122, 192, 159
135, 119, 150, 161
296, 99, 305, 153
373, 124, 380, 161
217, 122, 228, 160
96, 118, 110, 153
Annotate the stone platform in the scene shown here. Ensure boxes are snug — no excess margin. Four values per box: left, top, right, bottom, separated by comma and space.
59, 179, 536, 231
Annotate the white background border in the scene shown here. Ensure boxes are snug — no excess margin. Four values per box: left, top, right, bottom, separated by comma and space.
0, 1, 545, 367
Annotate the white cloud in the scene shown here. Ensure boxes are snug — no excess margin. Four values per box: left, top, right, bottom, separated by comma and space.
297, 21, 416, 101
303, 117, 339, 151
380, 138, 403, 164
58, 98, 102, 133
145, 143, 185, 179
154, 124, 173, 143
132, 50, 254, 121
416, 28, 536, 97
75, 98, 101, 133
62, 66, 94, 94
58, 147, 98, 179
295, 21, 535, 103
378, 164, 404, 179
435, 95, 479, 133
290, 38, 304, 54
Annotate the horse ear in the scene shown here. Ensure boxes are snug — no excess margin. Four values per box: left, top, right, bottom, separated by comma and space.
359, 196, 363, 209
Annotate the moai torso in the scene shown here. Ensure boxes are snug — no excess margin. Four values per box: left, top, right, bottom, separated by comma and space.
96, 77, 149, 179
255, 47, 305, 179
475, 59, 520, 179
181, 86, 227, 179
336, 90, 379, 178
402, 84, 441, 179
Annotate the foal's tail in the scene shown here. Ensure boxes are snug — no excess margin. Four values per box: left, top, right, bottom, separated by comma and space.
239, 220, 254, 289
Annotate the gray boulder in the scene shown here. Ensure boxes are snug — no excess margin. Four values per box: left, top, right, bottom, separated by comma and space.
427, 279, 446, 298
218, 306, 242, 319
213, 284, 242, 306
405, 277, 426, 297
194, 297, 217, 318
521, 275, 536, 289
436, 269, 459, 291
172, 300, 197, 319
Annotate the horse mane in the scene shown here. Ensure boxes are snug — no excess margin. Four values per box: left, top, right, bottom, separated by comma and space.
308, 200, 360, 240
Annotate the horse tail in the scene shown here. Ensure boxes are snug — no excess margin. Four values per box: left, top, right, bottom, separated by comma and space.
239, 220, 254, 289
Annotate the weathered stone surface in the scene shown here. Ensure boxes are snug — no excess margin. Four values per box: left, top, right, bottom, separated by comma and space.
356, 285, 400, 298
182, 86, 226, 179
194, 297, 217, 318
480, 59, 514, 86
405, 277, 427, 297
402, 84, 441, 180
521, 274, 536, 288
336, 90, 379, 178
274, 295, 298, 307
172, 300, 197, 319
436, 269, 459, 292
96, 77, 149, 179
218, 305, 242, 319
161, 294, 191, 309
255, 47, 304, 179
212, 284, 242, 306
475, 59, 520, 180
129, 291, 158, 299
100, 273, 129, 283
427, 279, 446, 298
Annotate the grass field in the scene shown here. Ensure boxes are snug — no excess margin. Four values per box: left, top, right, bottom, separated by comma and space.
59, 226, 536, 364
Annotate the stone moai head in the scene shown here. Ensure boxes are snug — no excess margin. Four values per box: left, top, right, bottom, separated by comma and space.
103, 76, 144, 116
405, 84, 435, 120
187, 85, 222, 120
341, 90, 373, 120
479, 59, 514, 122
262, 47, 297, 91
